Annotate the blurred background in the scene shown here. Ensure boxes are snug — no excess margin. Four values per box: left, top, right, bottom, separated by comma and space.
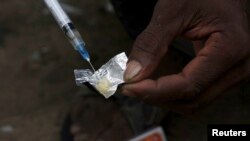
0, 0, 132, 140
1, 1, 250, 141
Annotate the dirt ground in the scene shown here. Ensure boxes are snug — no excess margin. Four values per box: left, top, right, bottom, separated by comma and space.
0, 0, 131, 140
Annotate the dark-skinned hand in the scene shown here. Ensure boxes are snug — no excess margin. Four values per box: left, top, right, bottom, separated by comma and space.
122, 0, 250, 113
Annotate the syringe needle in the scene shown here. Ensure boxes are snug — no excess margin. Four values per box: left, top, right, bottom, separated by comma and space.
45, 0, 96, 71
88, 60, 96, 72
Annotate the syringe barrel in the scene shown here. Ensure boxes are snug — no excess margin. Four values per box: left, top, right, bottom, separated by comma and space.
44, 0, 90, 62
44, 0, 71, 28
62, 23, 86, 50
64, 24, 90, 61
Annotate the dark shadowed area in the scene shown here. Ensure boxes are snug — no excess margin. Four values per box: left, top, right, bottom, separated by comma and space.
0, 0, 132, 140
1, 1, 250, 141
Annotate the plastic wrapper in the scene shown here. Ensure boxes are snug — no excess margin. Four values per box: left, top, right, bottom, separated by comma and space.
74, 52, 128, 98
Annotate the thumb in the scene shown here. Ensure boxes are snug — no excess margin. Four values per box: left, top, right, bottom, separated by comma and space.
124, 17, 181, 82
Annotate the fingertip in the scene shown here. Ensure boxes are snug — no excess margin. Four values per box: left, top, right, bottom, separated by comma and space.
121, 80, 155, 98
121, 86, 136, 97
124, 60, 142, 82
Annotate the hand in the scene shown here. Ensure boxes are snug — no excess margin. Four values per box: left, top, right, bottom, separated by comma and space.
122, 0, 250, 113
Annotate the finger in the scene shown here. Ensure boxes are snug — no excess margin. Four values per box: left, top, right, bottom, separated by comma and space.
124, 1, 183, 82
122, 74, 197, 104
192, 40, 205, 54
197, 57, 250, 105
182, 32, 244, 93
166, 57, 250, 114
123, 32, 242, 105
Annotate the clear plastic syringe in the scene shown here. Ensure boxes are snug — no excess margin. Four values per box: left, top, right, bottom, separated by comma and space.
44, 0, 95, 72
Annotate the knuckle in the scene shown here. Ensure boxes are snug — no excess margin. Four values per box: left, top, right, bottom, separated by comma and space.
183, 79, 203, 101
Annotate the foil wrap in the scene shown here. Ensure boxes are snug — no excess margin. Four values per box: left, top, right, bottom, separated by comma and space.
74, 52, 128, 98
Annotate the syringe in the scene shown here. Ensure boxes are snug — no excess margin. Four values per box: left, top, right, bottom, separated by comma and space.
44, 0, 95, 72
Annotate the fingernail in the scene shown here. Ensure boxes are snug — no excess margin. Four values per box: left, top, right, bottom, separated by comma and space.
124, 60, 142, 81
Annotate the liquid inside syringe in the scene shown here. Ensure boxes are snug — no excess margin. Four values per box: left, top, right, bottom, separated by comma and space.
62, 23, 95, 71
44, 0, 95, 72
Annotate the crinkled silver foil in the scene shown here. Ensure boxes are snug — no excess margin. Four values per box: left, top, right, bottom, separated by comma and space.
74, 52, 128, 98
